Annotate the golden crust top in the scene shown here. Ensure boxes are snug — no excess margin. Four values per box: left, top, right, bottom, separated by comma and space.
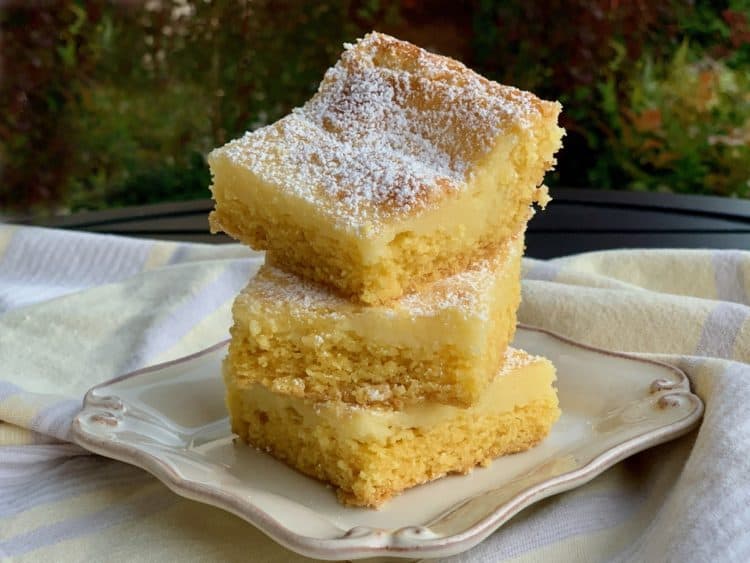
213, 32, 561, 232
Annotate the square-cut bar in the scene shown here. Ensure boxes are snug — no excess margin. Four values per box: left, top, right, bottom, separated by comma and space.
228, 232, 524, 409
225, 347, 560, 507
209, 32, 563, 304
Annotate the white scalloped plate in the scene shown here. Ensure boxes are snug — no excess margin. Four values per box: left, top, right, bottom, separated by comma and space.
71, 325, 702, 560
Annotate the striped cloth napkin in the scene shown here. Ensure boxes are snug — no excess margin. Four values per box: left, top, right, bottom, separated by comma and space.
1, 223, 748, 562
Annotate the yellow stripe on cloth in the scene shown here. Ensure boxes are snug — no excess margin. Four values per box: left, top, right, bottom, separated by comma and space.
0, 422, 35, 446
149, 299, 233, 366
0, 463, 152, 541
563, 250, 721, 301
0, 394, 60, 433
0, 224, 18, 259
519, 282, 712, 356
736, 319, 750, 362
2, 479, 309, 562
142, 241, 180, 271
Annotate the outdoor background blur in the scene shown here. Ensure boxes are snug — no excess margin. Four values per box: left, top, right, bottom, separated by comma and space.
1, 0, 749, 217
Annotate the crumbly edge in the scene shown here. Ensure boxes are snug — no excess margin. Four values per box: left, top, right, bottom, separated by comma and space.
228, 388, 560, 508
210, 193, 531, 305
226, 293, 516, 408
227, 234, 522, 408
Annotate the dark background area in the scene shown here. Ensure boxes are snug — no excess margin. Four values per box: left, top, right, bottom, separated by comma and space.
1, 0, 749, 217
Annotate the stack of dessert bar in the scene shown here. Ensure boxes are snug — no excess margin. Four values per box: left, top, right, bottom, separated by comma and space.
208, 33, 565, 507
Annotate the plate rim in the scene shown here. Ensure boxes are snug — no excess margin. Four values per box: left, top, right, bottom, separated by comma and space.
71, 324, 704, 560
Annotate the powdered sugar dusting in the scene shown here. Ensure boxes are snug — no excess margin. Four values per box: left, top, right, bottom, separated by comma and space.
243, 234, 522, 320
244, 261, 345, 319
497, 347, 543, 377
218, 32, 546, 233
398, 234, 522, 319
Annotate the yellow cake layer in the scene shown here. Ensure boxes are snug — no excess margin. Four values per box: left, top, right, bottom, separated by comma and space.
225, 347, 560, 507
228, 232, 524, 409
209, 32, 563, 304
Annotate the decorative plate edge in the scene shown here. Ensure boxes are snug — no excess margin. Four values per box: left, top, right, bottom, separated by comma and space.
70, 325, 705, 560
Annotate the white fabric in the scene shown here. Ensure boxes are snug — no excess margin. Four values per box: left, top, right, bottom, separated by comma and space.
1, 224, 749, 562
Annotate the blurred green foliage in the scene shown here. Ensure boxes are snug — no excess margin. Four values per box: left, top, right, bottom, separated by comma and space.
472, 0, 750, 194
600, 44, 750, 197
0, 0, 749, 215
